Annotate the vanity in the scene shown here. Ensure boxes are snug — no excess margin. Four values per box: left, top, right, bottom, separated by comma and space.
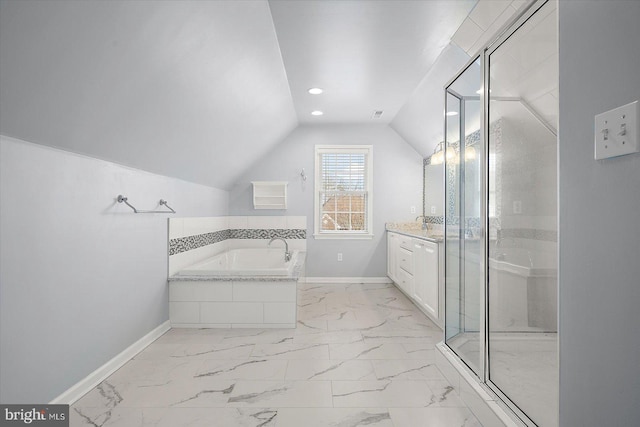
386, 223, 444, 328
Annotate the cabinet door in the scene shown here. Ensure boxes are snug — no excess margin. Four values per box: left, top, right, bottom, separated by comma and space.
387, 233, 398, 282
413, 240, 439, 319
396, 265, 414, 296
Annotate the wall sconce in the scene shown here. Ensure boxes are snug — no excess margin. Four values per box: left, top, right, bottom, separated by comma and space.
430, 142, 477, 165
464, 146, 477, 161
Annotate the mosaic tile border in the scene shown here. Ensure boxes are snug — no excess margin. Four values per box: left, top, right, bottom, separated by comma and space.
169, 228, 306, 256
444, 216, 482, 228
426, 215, 444, 225
498, 228, 557, 243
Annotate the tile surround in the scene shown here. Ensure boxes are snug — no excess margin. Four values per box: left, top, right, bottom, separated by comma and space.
168, 216, 307, 276
169, 228, 306, 256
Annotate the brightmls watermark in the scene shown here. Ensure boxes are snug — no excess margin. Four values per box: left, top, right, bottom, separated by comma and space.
0, 405, 68, 426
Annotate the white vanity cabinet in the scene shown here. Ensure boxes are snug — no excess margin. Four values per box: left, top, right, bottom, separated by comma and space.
387, 231, 442, 327
387, 232, 399, 282
412, 239, 439, 320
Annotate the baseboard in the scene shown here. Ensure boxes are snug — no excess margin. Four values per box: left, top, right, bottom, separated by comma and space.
299, 276, 392, 284
49, 320, 171, 405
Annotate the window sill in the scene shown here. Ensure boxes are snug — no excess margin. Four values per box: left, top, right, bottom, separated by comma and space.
313, 233, 374, 240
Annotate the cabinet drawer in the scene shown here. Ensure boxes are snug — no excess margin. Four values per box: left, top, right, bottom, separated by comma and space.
398, 247, 413, 274
396, 265, 414, 294
399, 236, 413, 251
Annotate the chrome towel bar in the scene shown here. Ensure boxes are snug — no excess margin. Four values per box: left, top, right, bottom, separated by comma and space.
117, 195, 176, 214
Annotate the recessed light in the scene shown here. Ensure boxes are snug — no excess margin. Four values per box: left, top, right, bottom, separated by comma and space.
446, 111, 459, 116
308, 87, 323, 95
311, 110, 324, 116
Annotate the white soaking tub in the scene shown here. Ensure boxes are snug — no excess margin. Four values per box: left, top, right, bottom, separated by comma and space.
177, 248, 298, 277
169, 248, 306, 329
488, 247, 557, 332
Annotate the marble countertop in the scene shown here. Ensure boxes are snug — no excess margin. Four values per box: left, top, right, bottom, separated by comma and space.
169, 251, 307, 282
386, 222, 444, 243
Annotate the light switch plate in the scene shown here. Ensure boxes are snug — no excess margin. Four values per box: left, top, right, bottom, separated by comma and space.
595, 100, 638, 160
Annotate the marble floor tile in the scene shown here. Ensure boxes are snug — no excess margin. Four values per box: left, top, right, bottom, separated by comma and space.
294, 319, 329, 333
292, 330, 363, 345
218, 328, 297, 345
155, 408, 278, 427
327, 317, 404, 332
165, 341, 256, 360
72, 407, 280, 427
250, 343, 330, 359
227, 381, 333, 408
195, 359, 288, 381
425, 380, 466, 407
101, 358, 204, 387
70, 406, 159, 427
389, 407, 482, 427
70, 282, 486, 427
153, 328, 227, 345
371, 359, 445, 381
361, 329, 436, 344
401, 343, 437, 361
329, 342, 427, 360
285, 359, 376, 381
76, 378, 238, 408
275, 408, 393, 427
332, 380, 435, 408
298, 308, 358, 322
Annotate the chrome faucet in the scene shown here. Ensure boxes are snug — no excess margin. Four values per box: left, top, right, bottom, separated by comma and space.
269, 237, 292, 262
415, 215, 428, 230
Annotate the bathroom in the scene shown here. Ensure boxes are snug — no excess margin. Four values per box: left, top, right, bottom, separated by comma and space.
1, 1, 639, 426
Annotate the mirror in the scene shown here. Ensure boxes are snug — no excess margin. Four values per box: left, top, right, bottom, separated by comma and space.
423, 160, 444, 218
423, 58, 482, 228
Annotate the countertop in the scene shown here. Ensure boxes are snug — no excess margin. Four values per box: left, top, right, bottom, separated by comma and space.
386, 222, 443, 243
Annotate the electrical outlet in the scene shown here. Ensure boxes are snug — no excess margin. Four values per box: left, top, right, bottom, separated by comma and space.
513, 201, 522, 214
431, 206, 436, 214
337, 253, 343, 262
410, 206, 416, 214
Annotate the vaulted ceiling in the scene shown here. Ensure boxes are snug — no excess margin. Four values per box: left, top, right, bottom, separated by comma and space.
0, 0, 480, 189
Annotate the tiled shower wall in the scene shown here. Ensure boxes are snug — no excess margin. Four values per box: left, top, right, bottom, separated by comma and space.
168, 216, 307, 276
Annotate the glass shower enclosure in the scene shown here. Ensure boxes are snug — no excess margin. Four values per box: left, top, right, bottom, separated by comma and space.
444, 1, 558, 426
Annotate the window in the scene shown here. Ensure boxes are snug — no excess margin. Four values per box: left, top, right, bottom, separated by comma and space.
314, 145, 373, 239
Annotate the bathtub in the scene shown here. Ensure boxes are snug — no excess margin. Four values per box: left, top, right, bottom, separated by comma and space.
177, 248, 299, 277
488, 247, 557, 332
489, 247, 557, 278
169, 248, 305, 329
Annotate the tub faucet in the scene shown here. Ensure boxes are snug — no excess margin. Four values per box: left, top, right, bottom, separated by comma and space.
269, 237, 291, 262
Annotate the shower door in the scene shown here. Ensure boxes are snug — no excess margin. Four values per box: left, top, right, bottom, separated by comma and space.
444, 57, 483, 377
486, 1, 558, 425
443, 1, 558, 425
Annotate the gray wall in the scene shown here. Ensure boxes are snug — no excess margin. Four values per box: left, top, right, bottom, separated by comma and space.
228, 124, 423, 277
0, 136, 229, 403
558, 1, 640, 425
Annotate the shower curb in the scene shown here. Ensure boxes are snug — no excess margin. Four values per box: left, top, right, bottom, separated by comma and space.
435, 342, 527, 427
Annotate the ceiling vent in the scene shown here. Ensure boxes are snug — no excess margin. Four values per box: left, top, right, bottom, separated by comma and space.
371, 110, 384, 119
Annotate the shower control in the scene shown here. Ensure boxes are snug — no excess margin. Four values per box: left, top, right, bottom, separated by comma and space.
595, 100, 638, 160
